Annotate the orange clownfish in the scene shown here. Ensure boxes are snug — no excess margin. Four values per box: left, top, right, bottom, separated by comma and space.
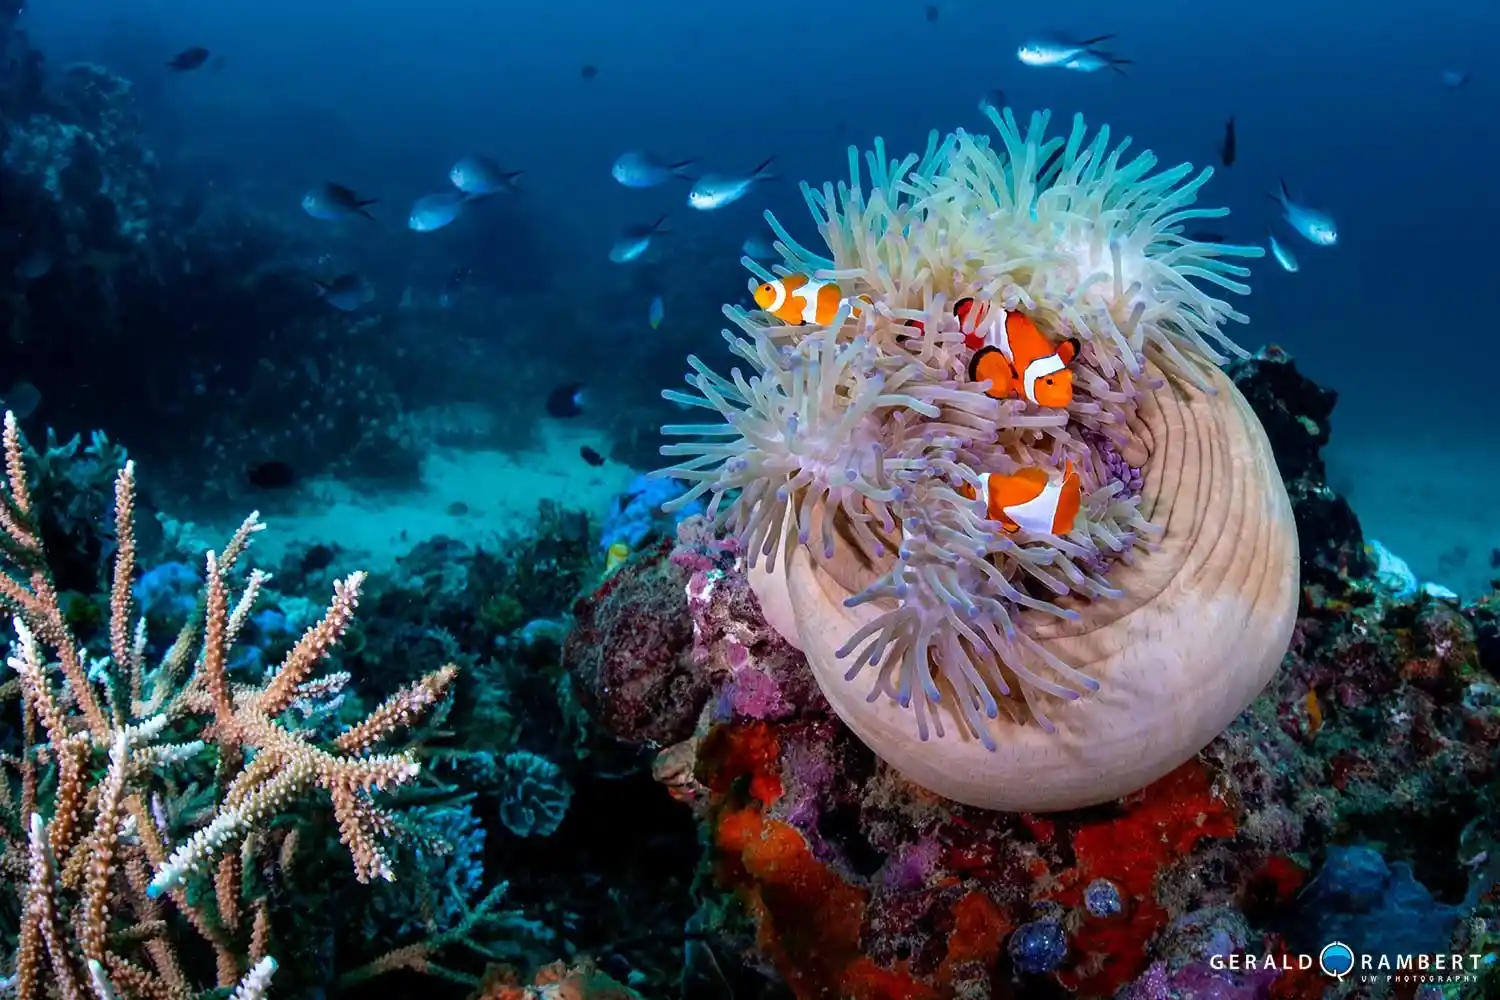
899, 296, 992, 350
968, 309, 1081, 408
752, 274, 862, 326
961, 460, 1082, 536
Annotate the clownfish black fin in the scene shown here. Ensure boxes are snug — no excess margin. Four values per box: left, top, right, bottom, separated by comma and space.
967, 345, 1002, 383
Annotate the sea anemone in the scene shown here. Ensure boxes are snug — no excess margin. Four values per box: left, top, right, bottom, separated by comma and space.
655, 108, 1299, 810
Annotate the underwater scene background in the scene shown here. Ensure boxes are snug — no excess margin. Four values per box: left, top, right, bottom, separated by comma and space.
1, 0, 1499, 997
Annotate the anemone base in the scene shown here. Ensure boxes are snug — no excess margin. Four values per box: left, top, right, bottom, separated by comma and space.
752, 364, 1299, 811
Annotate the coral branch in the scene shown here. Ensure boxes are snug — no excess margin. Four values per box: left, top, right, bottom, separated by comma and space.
198, 551, 236, 731
257, 572, 367, 717
336, 664, 459, 755
0, 420, 456, 997
109, 462, 139, 711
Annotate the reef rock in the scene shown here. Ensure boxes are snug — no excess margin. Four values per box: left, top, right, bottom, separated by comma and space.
1228, 345, 1371, 589
564, 541, 708, 748
2, 61, 154, 250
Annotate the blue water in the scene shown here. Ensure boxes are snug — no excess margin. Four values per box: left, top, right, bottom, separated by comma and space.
28, 0, 1500, 388
15, 0, 1500, 586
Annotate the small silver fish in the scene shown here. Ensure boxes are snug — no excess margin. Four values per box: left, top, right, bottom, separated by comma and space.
648, 294, 664, 329
13, 248, 53, 281
1016, 32, 1116, 67
609, 216, 668, 263
449, 155, 522, 196
1060, 48, 1131, 74
409, 192, 471, 232
302, 182, 378, 221
688, 157, 776, 211
1272, 180, 1337, 247
1267, 233, 1299, 273
611, 151, 695, 188
314, 272, 374, 311
741, 236, 776, 260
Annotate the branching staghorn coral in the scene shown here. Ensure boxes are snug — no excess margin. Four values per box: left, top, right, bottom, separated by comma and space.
0, 412, 460, 998
656, 108, 1298, 803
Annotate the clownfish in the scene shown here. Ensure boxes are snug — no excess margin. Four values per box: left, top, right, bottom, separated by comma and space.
961, 460, 1082, 536
968, 310, 1081, 408
752, 274, 863, 326
899, 296, 992, 350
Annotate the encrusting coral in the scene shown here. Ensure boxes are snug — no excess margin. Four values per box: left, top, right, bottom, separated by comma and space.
0, 412, 459, 997
655, 107, 1300, 811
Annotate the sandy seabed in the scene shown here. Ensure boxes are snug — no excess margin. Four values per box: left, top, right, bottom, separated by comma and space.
1327, 431, 1500, 600
201, 418, 1500, 602
212, 420, 635, 574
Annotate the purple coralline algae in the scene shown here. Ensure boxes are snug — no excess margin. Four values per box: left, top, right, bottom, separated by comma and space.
880, 837, 943, 892
1118, 959, 1278, 1000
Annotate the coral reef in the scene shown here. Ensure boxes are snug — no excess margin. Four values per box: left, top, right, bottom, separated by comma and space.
653, 110, 1298, 810
288, 499, 703, 993
566, 538, 707, 749
2, 61, 154, 249
498, 750, 573, 838
0, 28, 431, 505
469, 958, 644, 1000
1227, 344, 1371, 592
0, 422, 710, 997
0, 414, 477, 995
571, 346, 1500, 999
599, 473, 704, 555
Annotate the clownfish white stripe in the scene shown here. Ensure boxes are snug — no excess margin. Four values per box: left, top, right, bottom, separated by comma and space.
1023, 353, 1067, 405
765, 280, 787, 315
798, 280, 831, 323
991, 310, 1014, 359
1006, 479, 1065, 535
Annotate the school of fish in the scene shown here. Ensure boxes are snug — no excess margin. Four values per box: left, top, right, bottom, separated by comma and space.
256, 17, 1379, 444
